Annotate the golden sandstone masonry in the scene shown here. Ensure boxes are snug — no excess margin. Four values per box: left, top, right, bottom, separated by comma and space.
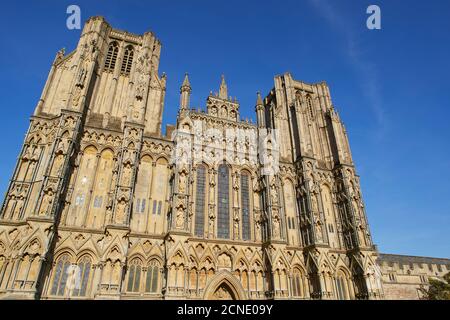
0, 16, 448, 300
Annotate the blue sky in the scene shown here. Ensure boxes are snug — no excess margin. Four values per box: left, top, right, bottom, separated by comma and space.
0, 0, 449, 258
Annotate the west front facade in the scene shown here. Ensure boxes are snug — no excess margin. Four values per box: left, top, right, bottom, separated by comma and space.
0, 16, 438, 300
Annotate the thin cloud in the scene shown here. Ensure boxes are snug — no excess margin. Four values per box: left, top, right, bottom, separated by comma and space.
308, 0, 387, 140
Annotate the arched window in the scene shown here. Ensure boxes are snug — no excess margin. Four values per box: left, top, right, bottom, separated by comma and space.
306, 96, 314, 120
194, 165, 207, 237
241, 172, 251, 241
217, 164, 230, 239
335, 271, 349, 300
121, 46, 134, 75
145, 260, 160, 293
72, 256, 92, 297
104, 42, 119, 72
50, 254, 71, 296
291, 268, 305, 298
127, 259, 142, 292
0, 255, 6, 286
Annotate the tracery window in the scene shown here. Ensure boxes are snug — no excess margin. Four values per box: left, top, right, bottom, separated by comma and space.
152, 200, 157, 215
157, 201, 162, 215
335, 272, 348, 300
291, 268, 305, 298
241, 173, 251, 241
50, 254, 71, 296
194, 165, 207, 237
217, 164, 230, 239
145, 260, 160, 293
135, 198, 146, 213
127, 259, 142, 293
72, 256, 92, 297
104, 41, 119, 71
121, 45, 134, 75
93, 196, 102, 208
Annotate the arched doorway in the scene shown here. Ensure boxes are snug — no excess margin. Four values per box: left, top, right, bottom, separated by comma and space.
203, 271, 246, 300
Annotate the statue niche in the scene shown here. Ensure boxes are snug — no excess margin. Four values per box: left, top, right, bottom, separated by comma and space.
39, 190, 54, 216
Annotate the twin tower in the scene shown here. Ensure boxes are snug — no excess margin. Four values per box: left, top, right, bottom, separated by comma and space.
0, 16, 383, 300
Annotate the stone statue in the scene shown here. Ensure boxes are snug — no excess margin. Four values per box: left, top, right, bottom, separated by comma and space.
115, 200, 127, 224
122, 164, 132, 186
72, 86, 82, 107
315, 222, 323, 242
176, 206, 184, 228
39, 191, 53, 216
52, 154, 64, 176
13, 199, 23, 219
178, 171, 186, 194
26, 161, 36, 181
272, 217, 280, 238
270, 185, 278, 205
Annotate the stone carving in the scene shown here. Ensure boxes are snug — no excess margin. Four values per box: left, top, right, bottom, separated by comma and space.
39, 191, 53, 216
52, 154, 64, 176
122, 163, 132, 186
175, 205, 185, 228
115, 200, 128, 224
178, 170, 187, 194
213, 284, 234, 300
13, 198, 23, 219
72, 86, 82, 107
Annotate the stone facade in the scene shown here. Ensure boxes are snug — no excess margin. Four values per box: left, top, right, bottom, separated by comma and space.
378, 254, 450, 300
0, 16, 443, 300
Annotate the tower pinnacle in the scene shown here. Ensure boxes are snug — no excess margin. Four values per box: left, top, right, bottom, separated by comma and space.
219, 74, 228, 100
180, 73, 191, 111
256, 91, 263, 106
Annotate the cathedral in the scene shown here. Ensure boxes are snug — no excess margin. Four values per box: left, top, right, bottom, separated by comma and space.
0, 16, 447, 300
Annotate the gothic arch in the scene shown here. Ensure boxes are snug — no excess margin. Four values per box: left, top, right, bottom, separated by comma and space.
203, 270, 247, 300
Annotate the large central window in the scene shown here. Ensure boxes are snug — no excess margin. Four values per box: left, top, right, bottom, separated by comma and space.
217, 164, 230, 239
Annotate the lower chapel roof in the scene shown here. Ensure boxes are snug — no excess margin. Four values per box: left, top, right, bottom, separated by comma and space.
378, 253, 450, 267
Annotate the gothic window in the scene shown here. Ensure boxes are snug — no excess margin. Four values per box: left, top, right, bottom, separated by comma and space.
388, 273, 396, 282
241, 172, 251, 241
50, 254, 71, 296
127, 259, 142, 293
141, 199, 146, 213
152, 200, 157, 215
157, 201, 162, 215
291, 268, 305, 298
335, 271, 349, 300
194, 165, 207, 237
217, 164, 230, 239
104, 41, 119, 71
93, 196, 102, 208
145, 260, 160, 293
0, 256, 6, 286
135, 199, 141, 213
306, 95, 315, 120
121, 45, 134, 75
72, 256, 92, 297
75, 194, 85, 206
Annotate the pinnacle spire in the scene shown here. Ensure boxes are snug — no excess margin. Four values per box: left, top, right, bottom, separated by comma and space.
181, 73, 191, 92
182, 72, 190, 88
219, 74, 228, 99
256, 91, 263, 106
